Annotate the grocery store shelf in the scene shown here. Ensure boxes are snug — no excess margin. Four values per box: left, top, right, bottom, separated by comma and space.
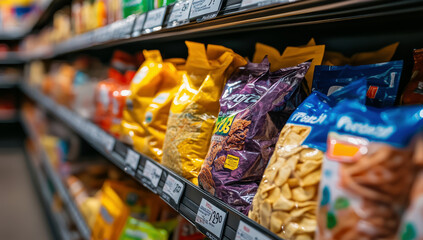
0, 80, 20, 89
21, 0, 423, 61
20, 83, 283, 240
20, 111, 91, 240
0, 52, 25, 65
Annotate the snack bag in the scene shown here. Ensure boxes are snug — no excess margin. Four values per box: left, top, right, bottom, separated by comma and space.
402, 48, 423, 105
316, 100, 423, 240
198, 59, 310, 214
252, 40, 325, 92
323, 42, 399, 66
119, 217, 168, 240
120, 50, 182, 162
312, 60, 403, 107
161, 41, 246, 185
249, 79, 366, 239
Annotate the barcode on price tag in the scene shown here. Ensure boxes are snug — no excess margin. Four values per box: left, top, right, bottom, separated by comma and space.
195, 198, 227, 240
143, 160, 163, 188
125, 149, 140, 170
143, 7, 167, 31
235, 221, 271, 240
161, 174, 185, 208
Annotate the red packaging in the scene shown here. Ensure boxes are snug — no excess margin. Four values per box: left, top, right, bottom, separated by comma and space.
402, 48, 423, 104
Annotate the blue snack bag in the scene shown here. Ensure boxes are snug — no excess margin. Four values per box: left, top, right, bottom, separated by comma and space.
248, 79, 365, 239
316, 100, 423, 240
312, 60, 403, 107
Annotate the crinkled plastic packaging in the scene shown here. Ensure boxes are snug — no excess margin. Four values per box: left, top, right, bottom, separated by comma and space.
199, 58, 310, 215
161, 41, 247, 185
323, 42, 399, 66
402, 48, 423, 105
313, 60, 403, 107
249, 79, 366, 239
119, 217, 168, 240
252, 40, 325, 93
316, 100, 423, 240
120, 50, 182, 162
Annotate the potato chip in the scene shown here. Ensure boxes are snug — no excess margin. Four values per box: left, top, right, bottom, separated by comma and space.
288, 178, 300, 188
272, 211, 292, 225
295, 234, 312, 240
286, 155, 300, 170
300, 148, 323, 162
290, 206, 316, 218
303, 213, 316, 220
281, 146, 303, 158
270, 216, 283, 233
273, 196, 295, 211
267, 187, 281, 204
295, 201, 317, 208
292, 186, 316, 201
260, 183, 276, 199
300, 169, 322, 187
281, 183, 292, 199
283, 132, 303, 146
299, 161, 321, 177
265, 160, 284, 182
284, 222, 300, 238
275, 167, 291, 186
297, 218, 317, 233
260, 200, 272, 228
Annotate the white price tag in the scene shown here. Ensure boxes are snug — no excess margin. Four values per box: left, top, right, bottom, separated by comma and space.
241, 0, 285, 8
168, 0, 192, 24
133, 13, 146, 34
235, 221, 271, 240
143, 160, 163, 188
195, 198, 227, 239
162, 174, 184, 204
144, 7, 167, 30
125, 149, 140, 170
189, 0, 222, 19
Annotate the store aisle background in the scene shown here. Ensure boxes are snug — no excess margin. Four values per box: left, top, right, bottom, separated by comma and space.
0, 148, 52, 240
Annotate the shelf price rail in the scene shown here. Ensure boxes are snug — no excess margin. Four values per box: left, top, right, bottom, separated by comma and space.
21, 83, 283, 240
20, 105, 91, 240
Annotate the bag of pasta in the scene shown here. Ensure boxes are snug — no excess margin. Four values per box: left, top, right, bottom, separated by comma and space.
199, 58, 310, 215
316, 100, 423, 240
120, 50, 182, 162
249, 79, 366, 239
161, 41, 246, 185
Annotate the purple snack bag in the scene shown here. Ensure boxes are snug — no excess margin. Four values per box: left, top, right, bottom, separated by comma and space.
198, 58, 310, 214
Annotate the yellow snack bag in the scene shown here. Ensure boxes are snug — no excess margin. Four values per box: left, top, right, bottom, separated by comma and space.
323, 42, 399, 66
161, 41, 246, 185
252, 40, 325, 92
120, 50, 182, 162
92, 181, 140, 240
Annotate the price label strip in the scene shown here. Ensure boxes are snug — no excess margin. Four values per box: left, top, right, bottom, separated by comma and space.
195, 198, 228, 240
124, 149, 140, 176
142, 160, 163, 193
189, 0, 223, 22
160, 173, 185, 209
143, 7, 167, 33
167, 0, 193, 28
132, 13, 146, 37
235, 221, 272, 240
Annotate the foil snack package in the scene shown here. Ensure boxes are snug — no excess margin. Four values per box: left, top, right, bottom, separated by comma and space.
249, 79, 366, 240
316, 100, 423, 240
312, 60, 403, 107
198, 58, 310, 215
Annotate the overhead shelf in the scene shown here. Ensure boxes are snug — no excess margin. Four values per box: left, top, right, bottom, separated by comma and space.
21, 110, 91, 240
21, 0, 423, 61
21, 83, 283, 240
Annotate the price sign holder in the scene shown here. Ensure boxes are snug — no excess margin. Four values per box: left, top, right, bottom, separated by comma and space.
124, 149, 140, 176
195, 198, 228, 240
132, 13, 146, 37
116, 15, 137, 39
235, 221, 272, 240
143, 7, 167, 33
141, 159, 163, 193
240, 0, 288, 11
160, 172, 185, 210
189, 0, 223, 22
167, 0, 193, 28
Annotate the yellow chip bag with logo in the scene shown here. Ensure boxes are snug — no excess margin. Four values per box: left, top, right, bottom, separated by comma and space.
161, 41, 246, 185
120, 50, 182, 162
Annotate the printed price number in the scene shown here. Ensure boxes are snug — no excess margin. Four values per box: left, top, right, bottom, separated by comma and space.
162, 174, 185, 206
143, 160, 163, 188
189, 0, 222, 20
144, 7, 166, 30
195, 198, 227, 239
125, 149, 140, 170
235, 221, 272, 240
168, 0, 192, 24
